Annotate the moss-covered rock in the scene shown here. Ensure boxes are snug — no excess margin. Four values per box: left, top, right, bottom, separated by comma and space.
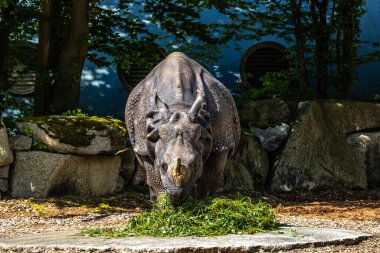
16, 115, 127, 155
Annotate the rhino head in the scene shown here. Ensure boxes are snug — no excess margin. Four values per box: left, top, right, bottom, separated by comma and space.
146, 91, 212, 204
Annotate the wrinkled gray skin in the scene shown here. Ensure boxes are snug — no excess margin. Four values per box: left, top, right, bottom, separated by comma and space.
125, 52, 240, 204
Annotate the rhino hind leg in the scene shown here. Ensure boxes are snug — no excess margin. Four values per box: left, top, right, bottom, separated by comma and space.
136, 155, 164, 201
194, 150, 230, 199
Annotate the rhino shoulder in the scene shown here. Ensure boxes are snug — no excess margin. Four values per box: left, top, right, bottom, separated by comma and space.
126, 81, 150, 156
204, 75, 240, 155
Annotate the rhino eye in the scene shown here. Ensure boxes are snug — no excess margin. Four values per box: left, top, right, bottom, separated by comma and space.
161, 163, 168, 172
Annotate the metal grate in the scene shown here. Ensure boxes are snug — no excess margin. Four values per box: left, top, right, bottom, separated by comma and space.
8, 65, 36, 95
118, 45, 166, 92
8, 43, 37, 95
240, 42, 289, 87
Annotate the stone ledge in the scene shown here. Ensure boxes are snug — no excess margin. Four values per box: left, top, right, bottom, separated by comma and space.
0, 227, 370, 252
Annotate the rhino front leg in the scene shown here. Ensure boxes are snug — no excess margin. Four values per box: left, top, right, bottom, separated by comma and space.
194, 150, 229, 199
136, 155, 164, 201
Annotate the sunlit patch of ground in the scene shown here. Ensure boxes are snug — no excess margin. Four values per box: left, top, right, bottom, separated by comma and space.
274, 200, 380, 222
0, 190, 150, 219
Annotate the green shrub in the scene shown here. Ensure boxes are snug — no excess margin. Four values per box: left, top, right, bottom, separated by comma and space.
62, 108, 88, 117
83, 195, 277, 237
254, 69, 303, 100
0, 91, 33, 135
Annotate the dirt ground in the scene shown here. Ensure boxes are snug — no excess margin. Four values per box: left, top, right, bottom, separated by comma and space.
272, 190, 380, 222
1, 189, 379, 224
0, 189, 379, 252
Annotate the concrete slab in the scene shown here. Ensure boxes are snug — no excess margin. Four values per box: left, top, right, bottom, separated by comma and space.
0, 227, 370, 252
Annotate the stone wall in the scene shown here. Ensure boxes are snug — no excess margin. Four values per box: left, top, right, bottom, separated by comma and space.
241, 99, 380, 191
0, 118, 13, 199
0, 116, 125, 199
1, 100, 379, 199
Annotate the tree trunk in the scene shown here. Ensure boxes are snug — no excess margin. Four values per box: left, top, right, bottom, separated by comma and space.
310, 0, 329, 98
337, 1, 357, 97
50, 0, 90, 114
34, 0, 53, 116
0, 5, 13, 90
290, 0, 308, 93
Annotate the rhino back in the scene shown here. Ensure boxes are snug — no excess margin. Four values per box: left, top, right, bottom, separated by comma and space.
202, 71, 240, 155
125, 80, 151, 156
126, 52, 240, 157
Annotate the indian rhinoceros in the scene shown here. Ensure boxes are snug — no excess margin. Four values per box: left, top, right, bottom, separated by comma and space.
125, 52, 240, 203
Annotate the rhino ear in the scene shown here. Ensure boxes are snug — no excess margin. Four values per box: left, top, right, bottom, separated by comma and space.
147, 90, 169, 121
147, 127, 159, 142
154, 91, 169, 112
187, 95, 203, 122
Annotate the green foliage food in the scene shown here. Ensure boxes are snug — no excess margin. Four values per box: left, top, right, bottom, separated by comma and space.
83, 195, 277, 237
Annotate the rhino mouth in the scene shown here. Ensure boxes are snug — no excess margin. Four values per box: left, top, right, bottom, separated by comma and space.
163, 183, 193, 204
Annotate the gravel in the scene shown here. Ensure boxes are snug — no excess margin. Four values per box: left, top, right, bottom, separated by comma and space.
0, 213, 379, 252
0, 192, 379, 252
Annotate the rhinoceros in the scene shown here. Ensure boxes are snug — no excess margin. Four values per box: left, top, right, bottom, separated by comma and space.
125, 52, 240, 203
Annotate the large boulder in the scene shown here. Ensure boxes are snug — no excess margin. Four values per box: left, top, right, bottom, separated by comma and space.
220, 134, 269, 191
239, 98, 291, 128
11, 151, 121, 198
271, 101, 366, 191
321, 101, 380, 136
16, 115, 126, 155
0, 118, 13, 166
0, 165, 9, 178
9, 135, 32, 151
0, 165, 10, 199
347, 132, 380, 188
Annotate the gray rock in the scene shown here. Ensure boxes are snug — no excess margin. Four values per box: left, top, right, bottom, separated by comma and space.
239, 98, 291, 129
0, 227, 370, 252
0, 179, 8, 192
131, 164, 147, 186
222, 160, 254, 191
11, 151, 121, 198
321, 100, 380, 136
347, 132, 380, 188
220, 135, 269, 191
115, 176, 125, 193
9, 135, 32, 151
271, 101, 366, 191
16, 117, 126, 155
250, 123, 290, 152
0, 119, 13, 166
119, 149, 138, 186
0, 165, 9, 179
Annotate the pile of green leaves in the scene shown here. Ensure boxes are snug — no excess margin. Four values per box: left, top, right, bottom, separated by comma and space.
84, 195, 277, 237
